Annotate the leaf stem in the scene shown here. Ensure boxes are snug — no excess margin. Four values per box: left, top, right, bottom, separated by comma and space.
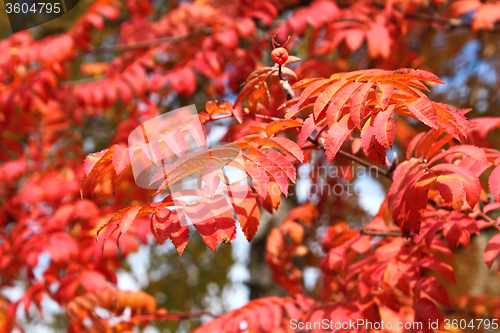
75, 28, 212, 57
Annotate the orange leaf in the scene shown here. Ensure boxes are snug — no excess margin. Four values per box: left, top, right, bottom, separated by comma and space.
325, 114, 355, 163
265, 119, 303, 137
373, 105, 395, 149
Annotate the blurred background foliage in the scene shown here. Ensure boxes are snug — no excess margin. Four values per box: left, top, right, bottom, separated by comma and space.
3, 0, 500, 332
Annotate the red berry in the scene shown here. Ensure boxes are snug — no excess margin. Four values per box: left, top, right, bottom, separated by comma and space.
271, 47, 289, 65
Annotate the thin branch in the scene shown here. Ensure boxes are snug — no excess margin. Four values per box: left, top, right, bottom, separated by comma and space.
75, 28, 212, 57
135, 310, 218, 322
71, 6, 497, 60
360, 229, 402, 237
251, 113, 283, 121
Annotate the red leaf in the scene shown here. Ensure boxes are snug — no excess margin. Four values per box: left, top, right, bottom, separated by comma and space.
484, 234, 500, 269
360, 116, 386, 164
366, 14, 391, 58
292, 77, 323, 90
420, 256, 456, 283
232, 103, 243, 124
326, 82, 363, 126
233, 196, 260, 241
297, 114, 316, 147
160, 126, 186, 158
405, 98, 438, 128
79, 271, 108, 292
97, 206, 153, 251
81, 146, 115, 197
324, 114, 354, 163
202, 159, 225, 197
350, 82, 373, 130
298, 78, 332, 108
257, 136, 304, 162
443, 222, 465, 249
168, 67, 197, 98
112, 145, 131, 175
435, 172, 466, 211
373, 68, 445, 84
84, 148, 112, 176
429, 145, 487, 165
265, 149, 296, 183
416, 276, 450, 307
169, 210, 189, 255
313, 80, 349, 119
46, 233, 79, 263
373, 105, 395, 149
413, 298, 444, 323
245, 154, 289, 196
244, 159, 269, 197
489, 165, 500, 202
375, 83, 394, 109
152, 208, 173, 244
431, 163, 480, 209
234, 71, 271, 108
265, 119, 303, 137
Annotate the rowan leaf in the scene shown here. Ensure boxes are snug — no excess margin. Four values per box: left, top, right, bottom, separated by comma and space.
325, 114, 355, 163
234, 72, 271, 107
244, 159, 269, 197
372, 68, 445, 84
81, 147, 115, 198
235, 197, 260, 241
326, 82, 363, 126
350, 82, 373, 130
429, 145, 487, 166
375, 83, 394, 109
252, 136, 304, 162
435, 173, 466, 211
416, 276, 451, 307
292, 77, 323, 90
489, 165, 500, 202
373, 105, 395, 149
298, 78, 332, 108
169, 211, 189, 255
245, 153, 288, 196
482, 233, 500, 272
404, 98, 438, 128
360, 116, 386, 164
266, 149, 296, 183
265, 119, 303, 137
112, 144, 131, 175
431, 164, 480, 209
297, 114, 316, 147
97, 206, 154, 251
419, 257, 456, 283
313, 80, 349, 119
151, 208, 173, 244
160, 127, 186, 158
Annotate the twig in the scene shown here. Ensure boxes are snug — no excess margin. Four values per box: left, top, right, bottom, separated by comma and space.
360, 229, 401, 237
135, 310, 218, 322
75, 28, 212, 57
251, 113, 283, 121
